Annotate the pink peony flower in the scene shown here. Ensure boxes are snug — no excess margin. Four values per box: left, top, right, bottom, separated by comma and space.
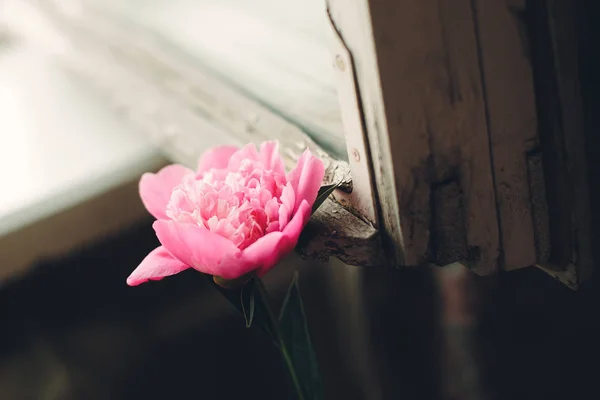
127, 141, 325, 286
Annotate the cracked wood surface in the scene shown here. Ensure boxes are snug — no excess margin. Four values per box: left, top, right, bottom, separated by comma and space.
328, 0, 500, 273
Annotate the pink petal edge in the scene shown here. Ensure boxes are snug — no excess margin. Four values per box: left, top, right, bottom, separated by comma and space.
126, 246, 190, 286
278, 183, 295, 230
139, 164, 193, 220
227, 143, 261, 171
242, 200, 312, 277
286, 149, 325, 213
259, 141, 286, 176
196, 145, 239, 174
153, 220, 252, 279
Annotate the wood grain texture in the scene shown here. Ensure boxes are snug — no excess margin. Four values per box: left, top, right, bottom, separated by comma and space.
85, 0, 347, 158
326, 11, 378, 225
548, 0, 593, 284
473, 0, 540, 270
327, 0, 404, 268
527, 0, 593, 287
298, 199, 381, 268
328, 0, 500, 273
35, 1, 350, 187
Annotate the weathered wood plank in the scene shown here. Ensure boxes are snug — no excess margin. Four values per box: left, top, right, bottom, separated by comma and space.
298, 199, 381, 267
326, 12, 379, 225
84, 0, 347, 158
35, 1, 352, 188
473, 0, 540, 270
527, 0, 593, 287
22, 0, 381, 268
326, 0, 404, 268
433, 0, 500, 274
328, 0, 500, 273
547, 0, 593, 284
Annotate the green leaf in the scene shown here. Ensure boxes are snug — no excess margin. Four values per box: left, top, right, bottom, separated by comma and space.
311, 183, 340, 214
279, 272, 323, 400
241, 282, 255, 328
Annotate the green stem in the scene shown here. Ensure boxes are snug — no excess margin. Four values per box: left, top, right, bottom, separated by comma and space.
254, 277, 305, 400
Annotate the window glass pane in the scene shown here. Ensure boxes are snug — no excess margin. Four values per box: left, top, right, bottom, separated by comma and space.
87, 0, 346, 158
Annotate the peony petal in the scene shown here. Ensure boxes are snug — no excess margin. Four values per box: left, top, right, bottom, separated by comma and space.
259, 141, 285, 176
286, 149, 325, 213
126, 246, 190, 286
153, 220, 252, 279
279, 183, 295, 230
280, 183, 295, 211
139, 164, 193, 220
227, 143, 261, 170
197, 145, 239, 174
243, 200, 312, 277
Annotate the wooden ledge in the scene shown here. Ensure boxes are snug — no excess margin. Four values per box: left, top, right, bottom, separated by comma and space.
299, 199, 381, 268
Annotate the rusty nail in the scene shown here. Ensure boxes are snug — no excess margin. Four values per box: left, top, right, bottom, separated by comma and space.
352, 148, 361, 162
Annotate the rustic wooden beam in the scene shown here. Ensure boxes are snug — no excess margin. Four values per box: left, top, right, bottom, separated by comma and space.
472, 0, 540, 270
526, 0, 593, 288
298, 199, 381, 267
328, 0, 501, 273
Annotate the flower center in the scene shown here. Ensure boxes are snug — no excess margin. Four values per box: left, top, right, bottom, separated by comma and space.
166, 159, 287, 249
